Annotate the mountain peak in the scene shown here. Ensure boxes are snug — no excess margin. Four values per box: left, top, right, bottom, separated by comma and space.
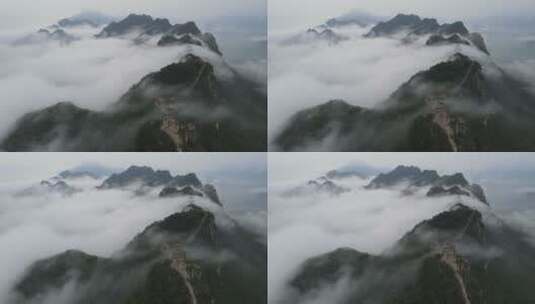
133, 204, 217, 247
98, 165, 174, 188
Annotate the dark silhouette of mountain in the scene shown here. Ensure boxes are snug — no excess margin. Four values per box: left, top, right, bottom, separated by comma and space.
364, 14, 488, 54
98, 165, 174, 188
96, 14, 178, 37
285, 28, 348, 46
288, 204, 535, 303
2, 53, 267, 152
284, 176, 350, 197
97, 165, 221, 205
16, 179, 80, 197
202, 184, 222, 206
11, 205, 266, 304
365, 165, 487, 205
95, 14, 221, 55
13, 28, 77, 46
275, 51, 535, 151
159, 185, 204, 198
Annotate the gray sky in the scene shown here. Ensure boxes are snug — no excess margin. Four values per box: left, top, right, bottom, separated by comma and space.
0, 0, 265, 29
0, 152, 265, 183
269, 153, 535, 211
269, 0, 535, 29
269, 152, 535, 183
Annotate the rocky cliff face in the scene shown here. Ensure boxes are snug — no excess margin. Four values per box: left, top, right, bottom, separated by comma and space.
275, 51, 535, 151
365, 14, 488, 54
10, 205, 267, 304
2, 53, 267, 152
97, 166, 221, 206
287, 204, 535, 303
365, 165, 488, 205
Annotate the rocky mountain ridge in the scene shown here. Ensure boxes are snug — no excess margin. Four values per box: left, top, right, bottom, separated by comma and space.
2, 52, 267, 151
366, 165, 488, 205
288, 203, 535, 303
95, 14, 222, 54
274, 13, 535, 151
11, 204, 267, 304
98, 165, 222, 206
275, 50, 535, 151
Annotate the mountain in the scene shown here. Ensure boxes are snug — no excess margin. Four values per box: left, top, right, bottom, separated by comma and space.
98, 165, 175, 188
13, 28, 77, 46
1, 52, 267, 152
97, 166, 222, 205
16, 179, 80, 197
275, 50, 535, 151
366, 165, 488, 205
96, 14, 192, 38
288, 204, 535, 303
95, 14, 221, 54
365, 14, 488, 54
10, 204, 267, 304
284, 28, 348, 46
284, 175, 350, 197
14, 12, 114, 46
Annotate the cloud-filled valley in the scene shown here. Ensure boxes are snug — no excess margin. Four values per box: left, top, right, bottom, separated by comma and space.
0, 153, 267, 304
269, 11, 535, 152
0, 9, 267, 152
269, 154, 535, 303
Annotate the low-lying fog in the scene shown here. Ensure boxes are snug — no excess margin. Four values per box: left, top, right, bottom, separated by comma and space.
0, 152, 266, 303
0, 8, 266, 142
268, 12, 535, 149
268, 153, 535, 303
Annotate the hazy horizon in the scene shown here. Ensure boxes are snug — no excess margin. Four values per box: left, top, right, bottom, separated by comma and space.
0, 0, 265, 30
269, 0, 535, 30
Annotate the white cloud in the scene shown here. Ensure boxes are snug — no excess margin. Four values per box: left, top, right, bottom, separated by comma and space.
269, 0, 535, 30
268, 153, 535, 303
267, 26, 490, 146
0, 152, 266, 303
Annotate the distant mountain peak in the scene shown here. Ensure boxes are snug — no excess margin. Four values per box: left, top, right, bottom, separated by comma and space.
364, 13, 488, 55
94, 13, 221, 54
364, 165, 488, 205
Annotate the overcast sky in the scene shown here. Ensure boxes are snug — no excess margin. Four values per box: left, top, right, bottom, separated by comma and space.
269, 0, 535, 29
269, 152, 535, 183
0, 0, 265, 29
0, 152, 265, 183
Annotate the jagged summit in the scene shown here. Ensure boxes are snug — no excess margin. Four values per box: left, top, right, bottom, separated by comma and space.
96, 14, 174, 37
275, 47, 535, 152
94, 13, 221, 55
364, 14, 488, 54
401, 203, 487, 246
12, 204, 267, 304
2, 49, 266, 152
366, 13, 469, 38
97, 165, 222, 205
365, 165, 488, 205
98, 165, 201, 189
288, 203, 535, 303
136, 54, 218, 98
